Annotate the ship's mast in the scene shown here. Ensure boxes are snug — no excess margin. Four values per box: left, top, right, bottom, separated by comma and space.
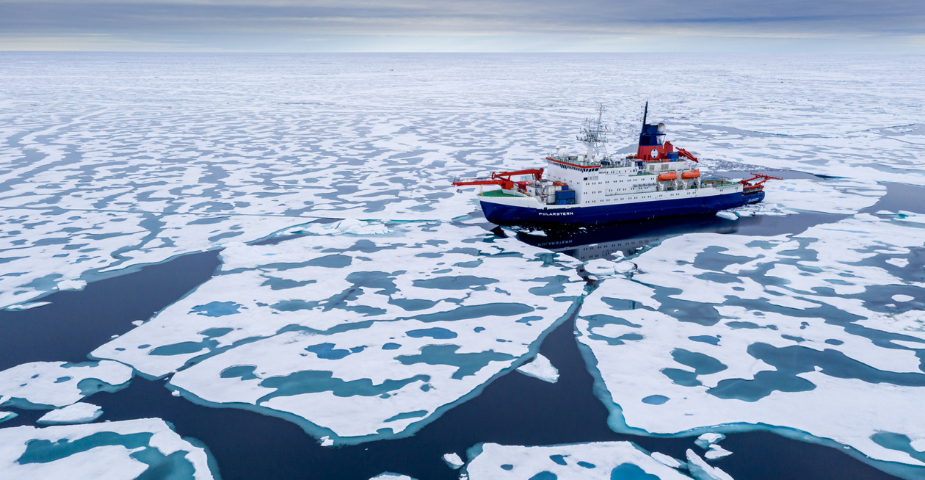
577, 104, 609, 161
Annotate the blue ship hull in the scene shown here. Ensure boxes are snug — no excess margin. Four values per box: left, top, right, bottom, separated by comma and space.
481, 190, 764, 227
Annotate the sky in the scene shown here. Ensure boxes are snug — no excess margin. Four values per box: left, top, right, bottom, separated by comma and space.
1, 0, 924, 52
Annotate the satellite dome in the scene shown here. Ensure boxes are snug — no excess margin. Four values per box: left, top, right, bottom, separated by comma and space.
657, 123, 666, 134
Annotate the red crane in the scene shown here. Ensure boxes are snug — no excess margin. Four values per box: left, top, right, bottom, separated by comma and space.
452, 168, 544, 191
676, 148, 698, 163
739, 172, 783, 192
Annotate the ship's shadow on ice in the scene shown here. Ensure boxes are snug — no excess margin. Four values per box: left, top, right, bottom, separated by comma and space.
515, 210, 844, 262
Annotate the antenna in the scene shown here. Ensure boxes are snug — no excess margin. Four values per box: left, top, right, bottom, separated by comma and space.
642, 101, 648, 131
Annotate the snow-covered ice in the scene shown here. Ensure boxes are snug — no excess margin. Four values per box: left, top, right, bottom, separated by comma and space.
465, 442, 689, 479
695, 433, 726, 449
0, 411, 16, 424
370, 473, 417, 480
443, 452, 465, 469
0, 361, 133, 409
651, 452, 684, 469
686, 450, 734, 480
763, 179, 884, 215
705, 444, 733, 460
2, 53, 921, 310
4, 302, 51, 311
715, 211, 738, 221
93, 222, 583, 443
576, 212, 925, 473
0, 418, 216, 480
36, 403, 103, 425
516, 353, 559, 383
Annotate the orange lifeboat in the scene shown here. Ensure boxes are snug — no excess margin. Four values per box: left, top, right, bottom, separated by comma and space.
681, 170, 701, 180
657, 172, 677, 182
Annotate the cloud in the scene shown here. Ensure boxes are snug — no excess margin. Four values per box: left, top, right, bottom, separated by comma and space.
0, 0, 923, 51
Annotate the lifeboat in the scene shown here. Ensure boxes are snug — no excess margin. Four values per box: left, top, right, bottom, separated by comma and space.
681, 170, 701, 179
657, 172, 677, 182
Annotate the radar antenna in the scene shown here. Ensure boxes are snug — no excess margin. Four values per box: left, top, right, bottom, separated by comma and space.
577, 104, 609, 161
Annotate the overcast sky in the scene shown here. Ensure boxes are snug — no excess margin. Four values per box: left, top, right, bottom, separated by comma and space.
1, 0, 923, 52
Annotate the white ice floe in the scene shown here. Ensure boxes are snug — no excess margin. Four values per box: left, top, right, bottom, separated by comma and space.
763, 179, 884, 215
370, 473, 417, 480
728, 202, 792, 217
4, 302, 50, 311
576, 213, 925, 473
704, 444, 733, 460
886, 258, 910, 268
892, 294, 914, 302
715, 211, 738, 221
0, 411, 16, 424
695, 433, 725, 449
651, 452, 684, 469
56, 279, 87, 291
686, 450, 734, 480
319, 436, 334, 447
37, 403, 103, 425
465, 442, 689, 479
443, 452, 465, 469
516, 354, 559, 383
0, 418, 216, 480
0, 361, 133, 409
93, 222, 583, 443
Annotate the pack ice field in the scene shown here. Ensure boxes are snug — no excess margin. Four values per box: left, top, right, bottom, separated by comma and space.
1, 53, 924, 480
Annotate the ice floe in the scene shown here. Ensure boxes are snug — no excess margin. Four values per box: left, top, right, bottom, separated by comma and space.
93, 222, 583, 443
651, 452, 684, 469
763, 179, 884, 215
0, 418, 216, 480
576, 213, 925, 474
704, 444, 733, 460
56, 279, 87, 291
465, 442, 689, 479
694, 433, 725, 449
516, 353, 559, 383
4, 302, 51, 311
370, 473, 417, 480
443, 452, 465, 469
686, 450, 733, 480
728, 202, 792, 217
36, 402, 103, 425
715, 211, 738, 221
0, 411, 16, 424
0, 361, 133, 409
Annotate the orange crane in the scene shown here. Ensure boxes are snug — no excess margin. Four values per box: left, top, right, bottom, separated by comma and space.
452, 168, 544, 191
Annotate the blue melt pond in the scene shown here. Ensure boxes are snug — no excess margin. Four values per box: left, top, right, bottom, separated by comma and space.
190, 301, 242, 317
406, 328, 457, 339
305, 343, 353, 360
611, 463, 660, 479
641, 395, 669, 405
